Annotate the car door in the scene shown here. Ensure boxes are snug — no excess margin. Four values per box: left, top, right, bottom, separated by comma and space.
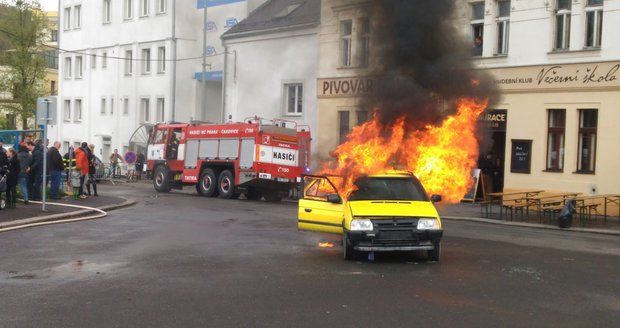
298, 176, 344, 234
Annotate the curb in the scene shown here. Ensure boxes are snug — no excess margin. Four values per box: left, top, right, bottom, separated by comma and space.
0, 198, 137, 230
442, 215, 620, 236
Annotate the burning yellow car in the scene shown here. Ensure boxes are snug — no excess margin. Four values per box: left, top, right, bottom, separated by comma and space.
298, 172, 443, 261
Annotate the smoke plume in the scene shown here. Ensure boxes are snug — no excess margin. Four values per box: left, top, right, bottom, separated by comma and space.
367, 0, 498, 128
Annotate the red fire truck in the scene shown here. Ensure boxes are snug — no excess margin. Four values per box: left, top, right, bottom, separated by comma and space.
146, 118, 311, 201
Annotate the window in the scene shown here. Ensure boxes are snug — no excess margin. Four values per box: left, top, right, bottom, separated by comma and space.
157, 46, 166, 73
75, 99, 82, 121
110, 98, 114, 115
51, 80, 56, 95
585, 0, 603, 48
74, 5, 82, 29
91, 54, 96, 69
102, 52, 108, 69
125, 50, 133, 75
123, 98, 129, 115
577, 109, 597, 173
156, 98, 165, 121
6, 114, 16, 129
63, 7, 71, 30
546, 109, 565, 171
340, 20, 352, 67
496, 0, 510, 55
156, 0, 166, 14
75, 56, 83, 78
555, 0, 571, 50
140, 0, 149, 16
124, 0, 134, 20
63, 99, 71, 121
284, 84, 303, 115
103, 0, 112, 23
63, 141, 70, 152
142, 48, 151, 74
338, 110, 350, 144
101, 98, 107, 115
356, 110, 369, 125
141, 98, 150, 122
64, 57, 72, 78
359, 17, 370, 67
471, 2, 485, 56
51, 29, 58, 42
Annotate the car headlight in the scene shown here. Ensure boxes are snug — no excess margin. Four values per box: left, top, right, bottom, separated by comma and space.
417, 218, 440, 230
350, 219, 374, 232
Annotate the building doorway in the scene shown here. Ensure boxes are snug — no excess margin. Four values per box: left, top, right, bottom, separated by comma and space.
478, 109, 507, 193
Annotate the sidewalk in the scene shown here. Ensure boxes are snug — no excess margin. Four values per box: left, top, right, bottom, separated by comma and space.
436, 202, 620, 232
0, 194, 129, 224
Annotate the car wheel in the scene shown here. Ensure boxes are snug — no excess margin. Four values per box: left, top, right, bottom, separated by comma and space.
343, 232, 357, 261
198, 168, 218, 197
244, 187, 262, 201
153, 166, 171, 193
218, 170, 236, 199
427, 241, 441, 262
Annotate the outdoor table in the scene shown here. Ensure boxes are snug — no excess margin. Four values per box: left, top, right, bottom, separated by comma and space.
573, 194, 620, 224
485, 189, 545, 219
527, 192, 582, 222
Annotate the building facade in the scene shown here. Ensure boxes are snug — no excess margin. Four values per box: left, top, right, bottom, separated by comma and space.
316, 0, 374, 161
52, 0, 264, 160
221, 0, 320, 152
459, 0, 620, 195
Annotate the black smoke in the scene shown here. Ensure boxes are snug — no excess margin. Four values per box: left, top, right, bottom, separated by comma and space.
366, 0, 498, 129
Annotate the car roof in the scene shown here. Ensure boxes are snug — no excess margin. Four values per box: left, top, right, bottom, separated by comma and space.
367, 171, 415, 178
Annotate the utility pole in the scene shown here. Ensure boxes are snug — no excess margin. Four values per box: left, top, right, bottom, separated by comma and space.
41, 99, 50, 211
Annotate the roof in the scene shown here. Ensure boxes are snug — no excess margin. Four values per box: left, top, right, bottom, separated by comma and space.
222, 0, 320, 40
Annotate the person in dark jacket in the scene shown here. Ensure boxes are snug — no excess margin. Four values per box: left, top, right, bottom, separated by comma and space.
86, 144, 98, 196
135, 151, 145, 181
48, 141, 65, 199
29, 140, 44, 201
0, 142, 7, 209
17, 143, 31, 204
5, 148, 20, 208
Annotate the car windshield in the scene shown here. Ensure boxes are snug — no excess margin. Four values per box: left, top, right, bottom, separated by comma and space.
347, 177, 428, 201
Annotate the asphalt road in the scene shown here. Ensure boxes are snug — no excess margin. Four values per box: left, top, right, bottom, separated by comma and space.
0, 184, 619, 328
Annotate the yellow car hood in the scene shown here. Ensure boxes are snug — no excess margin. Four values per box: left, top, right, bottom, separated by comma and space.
347, 200, 439, 218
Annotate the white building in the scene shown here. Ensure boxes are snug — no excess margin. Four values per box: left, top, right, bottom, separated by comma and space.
52, 0, 266, 160
458, 0, 620, 195
221, 0, 321, 151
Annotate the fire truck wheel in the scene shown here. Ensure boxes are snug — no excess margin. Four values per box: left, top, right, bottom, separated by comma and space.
198, 168, 219, 197
244, 187, 262, 201
153, 166, 171, 193
263, 192, 282, 202
218, 170, 236, 199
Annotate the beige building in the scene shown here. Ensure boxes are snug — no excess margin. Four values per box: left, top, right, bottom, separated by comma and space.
316, 0, 374, 161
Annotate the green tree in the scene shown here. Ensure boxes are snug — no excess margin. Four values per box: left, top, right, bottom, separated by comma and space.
0, 0, 48, 130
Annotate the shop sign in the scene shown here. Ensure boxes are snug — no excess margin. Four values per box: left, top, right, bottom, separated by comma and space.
510, 139, 532, 174
317, 77, 375, 98
489, 61, 620, 91
479, 109, 507, 131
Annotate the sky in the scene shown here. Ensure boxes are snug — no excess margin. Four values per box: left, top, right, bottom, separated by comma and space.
40, 0, 58, 11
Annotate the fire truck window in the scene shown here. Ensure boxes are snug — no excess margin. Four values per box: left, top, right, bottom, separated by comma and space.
153, 130, 166, 144
167, 129, 182, 160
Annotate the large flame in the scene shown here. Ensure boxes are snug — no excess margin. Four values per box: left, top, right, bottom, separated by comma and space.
319, 98, 487, 203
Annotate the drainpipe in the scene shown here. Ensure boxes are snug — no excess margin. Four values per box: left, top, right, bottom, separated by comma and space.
171, 0, 177, 122
221, 45, 228, 123
202, 4, 208, 121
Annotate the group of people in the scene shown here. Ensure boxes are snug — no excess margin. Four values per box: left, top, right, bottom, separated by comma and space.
0, 138, 101, 209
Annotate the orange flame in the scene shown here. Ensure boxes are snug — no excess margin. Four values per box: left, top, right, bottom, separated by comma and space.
319, 98, 487, 203
318, 242, 335, 248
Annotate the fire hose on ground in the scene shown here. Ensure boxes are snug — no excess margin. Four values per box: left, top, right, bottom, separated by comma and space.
0, 201, 108, 233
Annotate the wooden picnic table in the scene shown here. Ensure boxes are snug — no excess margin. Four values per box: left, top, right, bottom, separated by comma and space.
484, 190, 545, 219
573, 194, 620, 222
525, 192, 582, 223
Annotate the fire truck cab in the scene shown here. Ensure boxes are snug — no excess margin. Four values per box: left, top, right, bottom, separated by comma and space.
146, 119, 311, 201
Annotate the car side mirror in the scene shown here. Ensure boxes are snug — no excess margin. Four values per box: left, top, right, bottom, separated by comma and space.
431, 194, 442, 203
327, 194, 342, 204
